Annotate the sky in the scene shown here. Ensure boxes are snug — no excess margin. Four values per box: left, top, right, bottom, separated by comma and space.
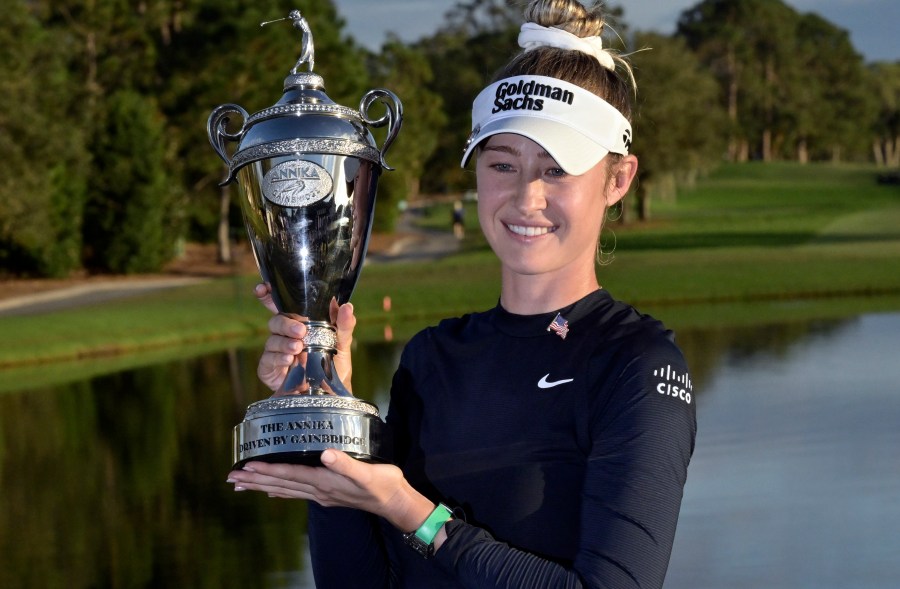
332, 0, 899, 63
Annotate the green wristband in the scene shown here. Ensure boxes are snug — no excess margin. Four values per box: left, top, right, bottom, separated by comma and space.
413, 503, 453, 545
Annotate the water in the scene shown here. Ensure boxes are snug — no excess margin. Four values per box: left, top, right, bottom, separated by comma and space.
1, 312, 898, 588
666, 313, 900, 589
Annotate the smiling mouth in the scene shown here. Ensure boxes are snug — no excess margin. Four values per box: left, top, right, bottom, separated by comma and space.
505, 223, 557, 237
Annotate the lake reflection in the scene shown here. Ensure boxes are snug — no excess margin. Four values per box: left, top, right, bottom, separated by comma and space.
667, 312, 900, 589
1, 312, 898, 588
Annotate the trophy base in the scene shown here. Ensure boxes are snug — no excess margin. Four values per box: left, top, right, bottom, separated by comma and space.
232, 394, 386, 469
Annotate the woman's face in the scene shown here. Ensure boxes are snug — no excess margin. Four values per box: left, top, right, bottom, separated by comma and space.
475, 133, 632, 279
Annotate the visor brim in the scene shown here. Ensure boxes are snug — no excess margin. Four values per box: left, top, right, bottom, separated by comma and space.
460, 116, 613, 176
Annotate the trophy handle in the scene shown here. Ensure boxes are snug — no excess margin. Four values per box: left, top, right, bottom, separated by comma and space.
360, 89, 403, 171
207, 103, 250, 184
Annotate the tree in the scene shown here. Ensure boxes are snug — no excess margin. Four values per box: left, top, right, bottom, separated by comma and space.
367, 36, 446, 231
32, 0, 185, 275
33, 0, 168, 128
677, 0, 878, 164
788, 13, 875, 162
869, 61, 900, 167
630, 32, 727, 220
82, 91, 177, 273
677, 0, 800, 162
0, 0, 89, 276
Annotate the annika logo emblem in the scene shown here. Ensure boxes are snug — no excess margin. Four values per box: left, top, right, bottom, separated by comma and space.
262, 161, 333, 207
653, 364, 693, 405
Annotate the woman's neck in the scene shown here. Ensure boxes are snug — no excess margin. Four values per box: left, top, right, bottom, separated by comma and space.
499, 266, 600, 315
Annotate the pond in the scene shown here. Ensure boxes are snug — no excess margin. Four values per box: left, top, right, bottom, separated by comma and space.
1, 309, 898, 588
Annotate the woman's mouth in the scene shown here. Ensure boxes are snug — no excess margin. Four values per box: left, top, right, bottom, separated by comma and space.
505, 223, 557, 237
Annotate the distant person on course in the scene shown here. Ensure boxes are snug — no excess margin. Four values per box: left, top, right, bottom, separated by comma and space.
228, 1, 697, 587
452, 199, 466, 239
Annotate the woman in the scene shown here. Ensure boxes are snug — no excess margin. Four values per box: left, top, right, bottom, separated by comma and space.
228, 1, 696, 587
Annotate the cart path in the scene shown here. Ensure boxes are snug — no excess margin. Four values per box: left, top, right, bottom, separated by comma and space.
0, 220, 461, 317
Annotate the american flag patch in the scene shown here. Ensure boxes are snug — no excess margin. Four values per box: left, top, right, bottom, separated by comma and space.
547, 313, 569, 340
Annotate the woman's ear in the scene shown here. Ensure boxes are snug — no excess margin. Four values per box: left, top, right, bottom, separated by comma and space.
606, 155, 638, 206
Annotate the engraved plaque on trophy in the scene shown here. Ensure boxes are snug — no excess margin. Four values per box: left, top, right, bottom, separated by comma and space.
207, 10, 402, 468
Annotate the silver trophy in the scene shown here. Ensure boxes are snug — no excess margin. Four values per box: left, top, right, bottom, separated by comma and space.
207, 10, 402, 468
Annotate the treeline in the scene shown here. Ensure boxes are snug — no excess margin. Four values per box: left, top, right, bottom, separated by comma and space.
2, 0, 898, 278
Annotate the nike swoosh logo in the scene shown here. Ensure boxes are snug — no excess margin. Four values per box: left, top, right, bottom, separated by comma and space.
538, 374, 574, 389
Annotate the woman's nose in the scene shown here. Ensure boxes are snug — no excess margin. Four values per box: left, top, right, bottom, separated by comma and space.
515, 175, 547, 213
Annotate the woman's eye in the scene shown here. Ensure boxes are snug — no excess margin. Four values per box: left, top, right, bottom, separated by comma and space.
491, 163, 514, 172
547, 167, 566, 178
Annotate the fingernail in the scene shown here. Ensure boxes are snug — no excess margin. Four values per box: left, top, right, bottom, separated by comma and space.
226, 477, 238, 483
320, 450, 335, 465
243, 465, 256, 473
234, 486, 246, 492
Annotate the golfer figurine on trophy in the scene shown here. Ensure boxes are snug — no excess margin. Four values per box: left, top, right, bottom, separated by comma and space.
207, 9, 403, 468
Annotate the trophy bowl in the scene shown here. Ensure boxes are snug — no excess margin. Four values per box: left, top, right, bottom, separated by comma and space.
207, 10, 402, 468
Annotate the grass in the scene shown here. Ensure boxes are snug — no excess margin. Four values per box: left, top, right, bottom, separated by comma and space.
1, 162, 898, 369
616, 163, 900, 250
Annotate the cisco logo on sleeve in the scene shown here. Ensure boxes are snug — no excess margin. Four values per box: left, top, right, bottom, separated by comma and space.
653, 365, 693, 405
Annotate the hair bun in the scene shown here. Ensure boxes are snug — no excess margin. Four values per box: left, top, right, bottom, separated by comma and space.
524, 0, 606, 39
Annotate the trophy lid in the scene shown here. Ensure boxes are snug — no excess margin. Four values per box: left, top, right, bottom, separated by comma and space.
208, 10, 402, 184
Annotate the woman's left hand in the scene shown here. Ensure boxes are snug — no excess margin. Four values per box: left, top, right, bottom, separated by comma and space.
227, 450, 434, 532
254, 283, 357, 392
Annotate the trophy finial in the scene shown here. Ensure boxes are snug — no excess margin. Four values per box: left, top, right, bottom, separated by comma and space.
260, 9, 315, 74
289, 10, 315, 73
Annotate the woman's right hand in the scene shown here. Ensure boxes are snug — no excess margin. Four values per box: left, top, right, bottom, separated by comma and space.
254, 283, 357, 392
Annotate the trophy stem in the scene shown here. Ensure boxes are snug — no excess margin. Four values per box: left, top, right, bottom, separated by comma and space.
275, 321, 353, 398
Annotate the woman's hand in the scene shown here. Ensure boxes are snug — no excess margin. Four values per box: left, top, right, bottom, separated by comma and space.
254, 283, 356, 392
227, 450, 437, 536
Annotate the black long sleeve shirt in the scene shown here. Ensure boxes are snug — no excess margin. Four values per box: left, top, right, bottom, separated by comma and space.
308, 289, 697, 588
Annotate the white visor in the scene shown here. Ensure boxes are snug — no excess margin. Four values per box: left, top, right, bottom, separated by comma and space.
460, 75, 632, 176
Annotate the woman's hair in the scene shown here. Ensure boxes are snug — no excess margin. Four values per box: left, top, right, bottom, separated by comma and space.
494, 0, 634, 122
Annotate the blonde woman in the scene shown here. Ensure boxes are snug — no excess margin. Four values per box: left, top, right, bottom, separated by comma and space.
230, 2, 696, 587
